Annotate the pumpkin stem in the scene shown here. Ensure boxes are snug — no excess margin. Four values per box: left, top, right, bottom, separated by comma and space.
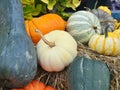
84, 7, 91, 11
94, 0, 98, 9
35, 29, 55, 48
93, 26, 98, 33
105, 24, 110, 38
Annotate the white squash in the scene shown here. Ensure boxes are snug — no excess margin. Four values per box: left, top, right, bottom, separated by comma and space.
36, 30, 77, 72
66, 11, 101, 44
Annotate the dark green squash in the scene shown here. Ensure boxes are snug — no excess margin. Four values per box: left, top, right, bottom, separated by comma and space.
0, 0, 37, 88
67, 56, 110, 90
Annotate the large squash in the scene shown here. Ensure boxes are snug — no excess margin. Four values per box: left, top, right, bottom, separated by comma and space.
25, 14, 66, 45
0, 0, 37, 88
67, 56, 110, 90
66, 11, 101, 44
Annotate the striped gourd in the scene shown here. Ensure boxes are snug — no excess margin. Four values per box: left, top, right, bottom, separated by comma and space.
91, 9, 115, 34
66, 11, 101, 44
88, 33, 120, 56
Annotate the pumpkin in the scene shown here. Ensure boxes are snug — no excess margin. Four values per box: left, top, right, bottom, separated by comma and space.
88, 25, 120, 56
36, 30, 77, 72
11, 80, 56, 90
25, 13, 66, 45
91, 9, 115, 34
66, 11, 101, 44
67, 56, 110, 90
0, 0, 37, 88
98, 6, 111, 15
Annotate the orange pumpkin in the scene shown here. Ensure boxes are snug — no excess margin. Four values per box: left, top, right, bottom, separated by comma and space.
11, 80, 56, 90
25, 13, 67, 45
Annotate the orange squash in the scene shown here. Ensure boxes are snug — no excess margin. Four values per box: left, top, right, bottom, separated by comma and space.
25, 13, 67, 45
11, 80, 56, 90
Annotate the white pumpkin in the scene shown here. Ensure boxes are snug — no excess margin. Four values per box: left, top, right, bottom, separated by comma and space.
66, 11, 101, 44
36, 30, 77, 72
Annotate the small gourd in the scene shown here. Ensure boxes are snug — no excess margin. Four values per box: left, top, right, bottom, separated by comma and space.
67, 56, 110, 90
91, 9, 115, 33
25, 14, 66, 45
66, 11, 101, 44
89, 25, 120, 56
36, 30, 77, 72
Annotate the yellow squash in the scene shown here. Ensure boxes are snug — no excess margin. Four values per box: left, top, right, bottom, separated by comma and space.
88, 32, 120, 56
98, 6, 111, 15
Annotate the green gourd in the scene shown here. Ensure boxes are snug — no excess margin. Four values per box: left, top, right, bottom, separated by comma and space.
0, 0, 37, 88
67, 56, 110, 90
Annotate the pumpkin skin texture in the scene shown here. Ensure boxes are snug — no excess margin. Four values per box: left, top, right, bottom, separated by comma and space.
67, 56, 110, 90
88, 33, 120, 56
0, 0, 37, 88
36, 30, 77, 72
91, 9, 115, 34
66, 11, 101, 44
25, 14, 66, 45
11, 80, 56, 90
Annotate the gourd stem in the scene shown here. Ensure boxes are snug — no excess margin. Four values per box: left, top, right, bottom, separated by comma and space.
84, 7, 91, 11
105, 25, 109, 38
35, 29, 55, 48
93, 26, 98, 33
94, 0, 98, 9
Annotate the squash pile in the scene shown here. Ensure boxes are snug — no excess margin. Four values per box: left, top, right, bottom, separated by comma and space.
66, 6, 120, 56
0, 0, 119, 89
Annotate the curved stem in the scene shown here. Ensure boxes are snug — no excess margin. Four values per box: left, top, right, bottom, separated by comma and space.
84, 7, 91, 11
35, 29, 55, 48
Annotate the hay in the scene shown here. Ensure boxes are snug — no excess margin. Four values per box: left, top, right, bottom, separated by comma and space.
35, 43, 120, 90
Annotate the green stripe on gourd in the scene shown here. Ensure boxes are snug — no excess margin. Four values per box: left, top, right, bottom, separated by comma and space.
66, 11, 101, 44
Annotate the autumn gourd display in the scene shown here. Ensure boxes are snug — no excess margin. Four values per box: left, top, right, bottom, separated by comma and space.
98, 6, 111, 15
67, 56, 110, 90
36, 30, 77, 72
0, 0, 37, 88
66, 11, 101, 44
11, 80, 56, 90
89, 25, 120, 56
91, 9, 115, 34
25, 13, 66, 45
